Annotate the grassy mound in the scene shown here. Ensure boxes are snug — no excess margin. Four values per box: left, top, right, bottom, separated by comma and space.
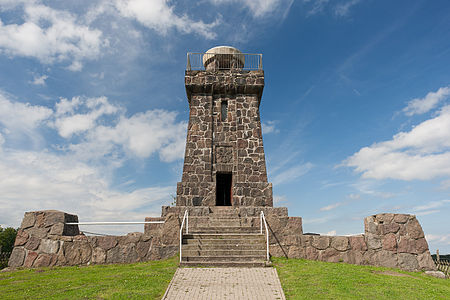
0, 256, 178, 299
273, 257, 450, 299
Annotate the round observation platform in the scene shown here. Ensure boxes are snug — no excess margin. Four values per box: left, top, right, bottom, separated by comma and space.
203, 46, 244, 70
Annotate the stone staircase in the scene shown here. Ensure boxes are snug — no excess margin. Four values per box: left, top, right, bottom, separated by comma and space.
180, 208, 269, 267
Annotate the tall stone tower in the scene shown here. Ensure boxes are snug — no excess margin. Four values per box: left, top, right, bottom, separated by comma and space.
176, 46, 273, 207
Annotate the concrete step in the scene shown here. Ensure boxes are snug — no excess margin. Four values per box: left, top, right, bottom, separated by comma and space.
180, 261, 268, 267
189, 226, 259, 233
183, 238, 265, 246
182, 243, 265, 250
183, 233, 264, 239
182, 249, 266, 257
181, 256, 265, 262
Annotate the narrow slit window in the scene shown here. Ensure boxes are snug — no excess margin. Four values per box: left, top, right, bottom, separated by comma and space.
221, 101, 228, 121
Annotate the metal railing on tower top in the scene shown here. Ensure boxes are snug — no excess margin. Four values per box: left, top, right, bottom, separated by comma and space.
187, 52, 263, 71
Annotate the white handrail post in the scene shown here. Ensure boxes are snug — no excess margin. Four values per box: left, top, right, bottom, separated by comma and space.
260, 211, 270, 262
260, 212, 262, 234
186, 211, 189, 234
179, 210, 188, 264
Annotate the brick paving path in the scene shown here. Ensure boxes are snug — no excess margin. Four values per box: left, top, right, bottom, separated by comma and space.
162, 267, 286, 300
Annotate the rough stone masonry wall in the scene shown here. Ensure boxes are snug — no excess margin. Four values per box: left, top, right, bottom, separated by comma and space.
8, 210, 180, 268
267, 213, 436, 271
9, 210, 436, 272
177, 70, 272, 207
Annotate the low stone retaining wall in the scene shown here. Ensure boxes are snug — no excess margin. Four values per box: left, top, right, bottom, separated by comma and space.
9, 209, 436, 272
8, 210, 179, 268
269, 213, 436, 271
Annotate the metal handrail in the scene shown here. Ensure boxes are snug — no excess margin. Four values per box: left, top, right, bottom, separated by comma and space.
179, 210, 189, 263
65, 221, 165, 225
187, 52, 263, 71
260, 211, 269, 261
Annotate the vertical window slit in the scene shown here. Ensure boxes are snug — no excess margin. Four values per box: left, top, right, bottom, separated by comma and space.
221, 101, 228, 121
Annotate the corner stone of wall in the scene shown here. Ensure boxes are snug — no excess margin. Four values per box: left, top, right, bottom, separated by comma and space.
9, 210, 179, 269
267, 213, 436, 272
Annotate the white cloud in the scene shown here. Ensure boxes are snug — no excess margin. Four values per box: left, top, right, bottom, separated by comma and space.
345, 104, 450, 180
69, 109, 187, 163
0, 1, 105, 70
320, 202, 343, 211
413, 200, 450, 212
52, 96, 120, 138
403, 86, 450, 116
272, 162, 313, 185
303, 0, 360, 17
30, 74, 48, 86
426, 234, 450, 245
115, 0, 219, 39
0, 147, 173, 230
325, 230, 336, 236
262, 120, 279, 134
0, 91, 52, 138
334, 0, 360, 17
210, 0, 293, 18
0, 91, 186, 231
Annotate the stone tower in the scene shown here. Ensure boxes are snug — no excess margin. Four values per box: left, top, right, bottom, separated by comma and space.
176, 46, 273, 207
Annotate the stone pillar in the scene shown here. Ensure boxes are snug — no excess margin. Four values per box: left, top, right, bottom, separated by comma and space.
8, 210, 79, 268
363, 213, 436, 271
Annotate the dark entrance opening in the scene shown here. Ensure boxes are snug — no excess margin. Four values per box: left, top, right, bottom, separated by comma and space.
216, 173, 232, 206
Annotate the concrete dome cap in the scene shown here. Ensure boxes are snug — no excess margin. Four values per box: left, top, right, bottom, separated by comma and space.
203, 46, 244, 69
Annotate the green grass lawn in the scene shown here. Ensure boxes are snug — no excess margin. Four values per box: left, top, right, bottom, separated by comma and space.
1, 256, 449, 299
273, 257, 450, 300
0, 256, 178, 299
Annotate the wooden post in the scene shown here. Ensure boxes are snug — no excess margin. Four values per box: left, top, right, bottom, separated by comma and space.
437, 249, 440, 263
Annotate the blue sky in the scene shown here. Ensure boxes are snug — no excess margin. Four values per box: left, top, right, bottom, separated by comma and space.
0, 0, 449, 253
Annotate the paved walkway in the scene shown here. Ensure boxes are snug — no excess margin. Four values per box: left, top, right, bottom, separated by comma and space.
162, 267, 286, 300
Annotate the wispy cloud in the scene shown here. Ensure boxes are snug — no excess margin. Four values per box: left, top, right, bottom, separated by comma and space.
413, 200, 450, 212
272, 162, 313, 185
320, 202, 343, 211
116, 0, 220, 39
334, 0, 360, 17
30, 74, 48, 86
262, 120, 279, 134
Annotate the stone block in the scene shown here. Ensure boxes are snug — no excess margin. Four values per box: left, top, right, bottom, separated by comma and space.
319, 248, 340, 263
349, 236, 367, 251
8, 247, 26, 267
380, 223, 400, 234
376, 213, 394, 224
34, 254, 54, 267
63, 241, 92, 265
97, 236, 118, 250
366, 235, 382, 250
305, 247, 319, 260
312, 236, 330, 250
24, 251, 38, 268
417, 250, 436, 271
393, 214, 409, 224
331, 236, 349, 251
25, 236, 41, 251
382, 233, 397, 251
415, 238, 429, 254
92, 247, 106, 264
405, 218, 424, 239
397, 253, 419, 271
39, 239, 60, 254
397, 237, 416, 254
14, 230, 29, 246
21, 212, 36, 229
25, 227, 48, 239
